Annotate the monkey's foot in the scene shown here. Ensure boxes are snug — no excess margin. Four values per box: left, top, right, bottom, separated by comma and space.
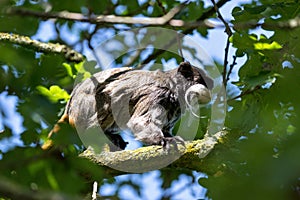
161, 136, 185, 151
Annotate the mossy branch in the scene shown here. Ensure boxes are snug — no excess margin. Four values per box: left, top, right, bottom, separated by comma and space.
0, 32, 84, 62
79, 131, 227, 175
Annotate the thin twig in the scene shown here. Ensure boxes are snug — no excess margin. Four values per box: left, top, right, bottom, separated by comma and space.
157, 0, 168, 15
141, 0, 231, 66
138, 29, 183, 67
139, 0, 230, 67
197, 0, 230, 22
222, 37, 231, 88
156, 0, 188, 62
211, 0, 232, 36
228, 85, 261, 102
226, 55, 237, 83
210, 0, 233, 88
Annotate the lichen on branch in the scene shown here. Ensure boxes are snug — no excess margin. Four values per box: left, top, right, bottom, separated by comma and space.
79, 131, 227, 175
0, 32, 84, 62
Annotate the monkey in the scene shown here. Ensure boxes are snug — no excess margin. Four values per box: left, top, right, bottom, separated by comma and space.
42, 61, 213, 151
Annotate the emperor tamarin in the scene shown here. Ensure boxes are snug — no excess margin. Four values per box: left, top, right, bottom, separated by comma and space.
43, 62, 213, 151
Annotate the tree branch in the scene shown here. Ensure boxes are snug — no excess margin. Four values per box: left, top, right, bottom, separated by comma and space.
0, 32, 84, 62
5, 5, 186, 26
229, 85, 262, 102
79, 131, 227, 175
7, 6, 217, 28
4, 6, 218, 29
5, 6, 300, 30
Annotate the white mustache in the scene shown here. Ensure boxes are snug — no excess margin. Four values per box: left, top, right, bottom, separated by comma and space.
184, 84, 212, 118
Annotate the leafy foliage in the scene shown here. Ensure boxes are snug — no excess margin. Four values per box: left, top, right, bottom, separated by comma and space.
0, 0, 300, 199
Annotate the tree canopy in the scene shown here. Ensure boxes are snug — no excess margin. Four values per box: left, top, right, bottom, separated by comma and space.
0, 0, 300, 199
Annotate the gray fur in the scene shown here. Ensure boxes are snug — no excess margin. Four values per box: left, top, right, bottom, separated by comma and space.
65, 62, 213, 151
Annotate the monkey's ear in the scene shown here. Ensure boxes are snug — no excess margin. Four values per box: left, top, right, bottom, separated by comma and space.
177, 61, 193, 80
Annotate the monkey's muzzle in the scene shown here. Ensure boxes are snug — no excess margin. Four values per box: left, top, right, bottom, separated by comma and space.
185, 84, 212, 106
184, 84, 212, 118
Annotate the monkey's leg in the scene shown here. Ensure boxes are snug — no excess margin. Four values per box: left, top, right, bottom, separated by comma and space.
127, 105, 185, 150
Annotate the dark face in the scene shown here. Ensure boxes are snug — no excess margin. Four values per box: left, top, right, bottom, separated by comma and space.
177, 61, 214, 90
176, 61, 214, 107
192, 66, 214, 90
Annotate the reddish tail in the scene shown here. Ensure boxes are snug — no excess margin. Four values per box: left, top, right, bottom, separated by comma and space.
41, 113, 70, 150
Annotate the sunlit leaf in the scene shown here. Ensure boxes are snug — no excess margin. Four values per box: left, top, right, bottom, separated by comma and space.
74, 61, 92, 81
62, 63, 73, 77
254, 41, 282, 50
36, 85, 70, 103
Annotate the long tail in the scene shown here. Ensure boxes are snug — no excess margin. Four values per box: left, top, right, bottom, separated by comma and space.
41, 113, 69, 150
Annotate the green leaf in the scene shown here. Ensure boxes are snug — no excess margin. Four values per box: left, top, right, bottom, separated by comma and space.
254, 41, 282, 50
244, 5, 267, 14
36, 85, 70, 103
62, 63, 73, 77
74, 61, 92, 81
46, 167, 59, 190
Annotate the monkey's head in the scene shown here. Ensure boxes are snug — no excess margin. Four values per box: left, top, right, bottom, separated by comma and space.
176, 62, 214, 113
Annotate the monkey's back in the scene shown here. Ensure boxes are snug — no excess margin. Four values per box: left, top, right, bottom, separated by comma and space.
65, 67, 179, 133
65, 67, 133, 131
